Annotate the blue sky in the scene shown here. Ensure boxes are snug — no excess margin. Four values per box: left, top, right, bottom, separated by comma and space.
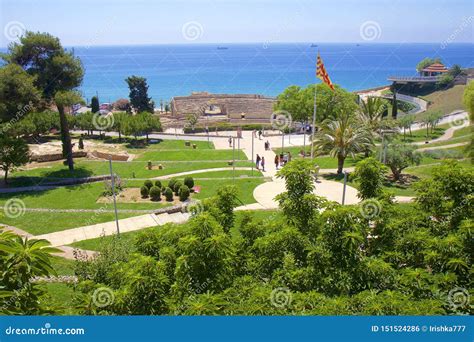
1, 0, 473, 47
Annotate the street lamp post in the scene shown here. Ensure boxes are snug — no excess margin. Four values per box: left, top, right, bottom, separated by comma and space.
108, 158, 120, 235
342, 171, 348, 205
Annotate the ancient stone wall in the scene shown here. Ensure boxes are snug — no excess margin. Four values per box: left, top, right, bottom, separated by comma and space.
171, 93, 276, 119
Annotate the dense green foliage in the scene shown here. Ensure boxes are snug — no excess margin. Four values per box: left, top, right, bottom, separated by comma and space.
68, 160, 472, 315
352, 158, 387, 199
0, 231, 60, 314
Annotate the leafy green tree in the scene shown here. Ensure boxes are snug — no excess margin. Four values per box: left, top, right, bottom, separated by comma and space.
112, 111, 128, 142
416, 57, 441, 73
313, 112, 373, 173
5, 31, 84, 171
415, 160, 473, 224
463, 81, 474, 160
0, 135, 30, 184
54, 90, 84, 167
173, 213, 235, 296
75, 111, 94, 135
397, 114, 415, 140
448, 64, 462, 78
274, 85, 308, 126
91, 96, 100, 113
207, 185, 239, 234
125, 76, 154, 113
384, 143, 421, 181
137, 111, 161, 141
352, 157, 387, 199
0, 64, 40, 124
275, 159, 325, 233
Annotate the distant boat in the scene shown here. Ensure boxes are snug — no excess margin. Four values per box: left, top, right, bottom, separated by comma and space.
310, 44, 318, 48
217, 46, 228, 50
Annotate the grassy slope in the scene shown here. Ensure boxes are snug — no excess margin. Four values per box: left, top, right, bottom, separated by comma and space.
421, 84, 466, 114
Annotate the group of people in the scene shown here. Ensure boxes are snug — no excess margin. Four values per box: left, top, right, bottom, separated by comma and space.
255, 151, 292, 172
255, 154, 266, 171
274, 152, 292, 170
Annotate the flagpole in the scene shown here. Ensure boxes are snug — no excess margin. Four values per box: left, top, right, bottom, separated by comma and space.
310, 84, 316, 160
311, 52, 319, 160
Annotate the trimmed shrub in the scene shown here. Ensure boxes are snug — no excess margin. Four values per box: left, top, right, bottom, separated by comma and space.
168, 179, 177, 190
149, 186, 161, 201
184, 176, 194, 189
140, 186, 149, 198
144, 180, 153, 189
179, 185, 190, 201
154, 180, 162, 189
173, 181, 183, 195
164, 187, 174, 201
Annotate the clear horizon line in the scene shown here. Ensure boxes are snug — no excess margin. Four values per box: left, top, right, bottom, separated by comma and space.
1, 41, 473, 49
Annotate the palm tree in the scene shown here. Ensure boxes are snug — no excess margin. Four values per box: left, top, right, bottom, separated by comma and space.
358, 97, 387, 133
313, 112, 373, 173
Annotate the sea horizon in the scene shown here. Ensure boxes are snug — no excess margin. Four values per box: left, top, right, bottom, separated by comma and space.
2, 42, 473, 104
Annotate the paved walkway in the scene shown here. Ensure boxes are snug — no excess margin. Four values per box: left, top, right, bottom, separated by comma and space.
36, 211, 191, 247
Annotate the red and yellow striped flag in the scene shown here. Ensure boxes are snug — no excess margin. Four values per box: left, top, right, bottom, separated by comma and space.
316, 53, 334, 90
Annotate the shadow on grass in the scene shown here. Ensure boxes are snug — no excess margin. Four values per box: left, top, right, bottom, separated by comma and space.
5, 167, 94, 188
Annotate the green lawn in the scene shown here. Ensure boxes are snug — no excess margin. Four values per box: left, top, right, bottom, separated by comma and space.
0, 176, 265, 234
135, 149, 247, 162
421, 84, 466, 114
126, 139, 214, 152
70, 227, 148, 251
396, 126, 446, 143
0, 211, 138, 235
9, 159, 254, 187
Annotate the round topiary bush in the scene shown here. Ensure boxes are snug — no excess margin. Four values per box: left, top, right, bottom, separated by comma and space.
178, 185, 190, 201
164, 187, 174, 201
144, 180, 153, 189
173, 181, 183, 195
183, 176, 194, 189
149, 186, 161, 201
168, 179, 177, 190
154, 180, 162, 189
140, 186, 149, 198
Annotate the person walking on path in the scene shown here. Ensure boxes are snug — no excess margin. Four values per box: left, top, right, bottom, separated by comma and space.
274, 154, 280, 170
256, 154, 261, 170
261, 156, 266, 172
228, 136, 232, 147
258, 129, 262, 140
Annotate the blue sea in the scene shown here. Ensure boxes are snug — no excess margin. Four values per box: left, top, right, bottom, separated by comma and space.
7, 43, 474, 103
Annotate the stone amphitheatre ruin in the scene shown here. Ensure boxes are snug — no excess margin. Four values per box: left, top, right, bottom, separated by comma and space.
170, 92, 276, 123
